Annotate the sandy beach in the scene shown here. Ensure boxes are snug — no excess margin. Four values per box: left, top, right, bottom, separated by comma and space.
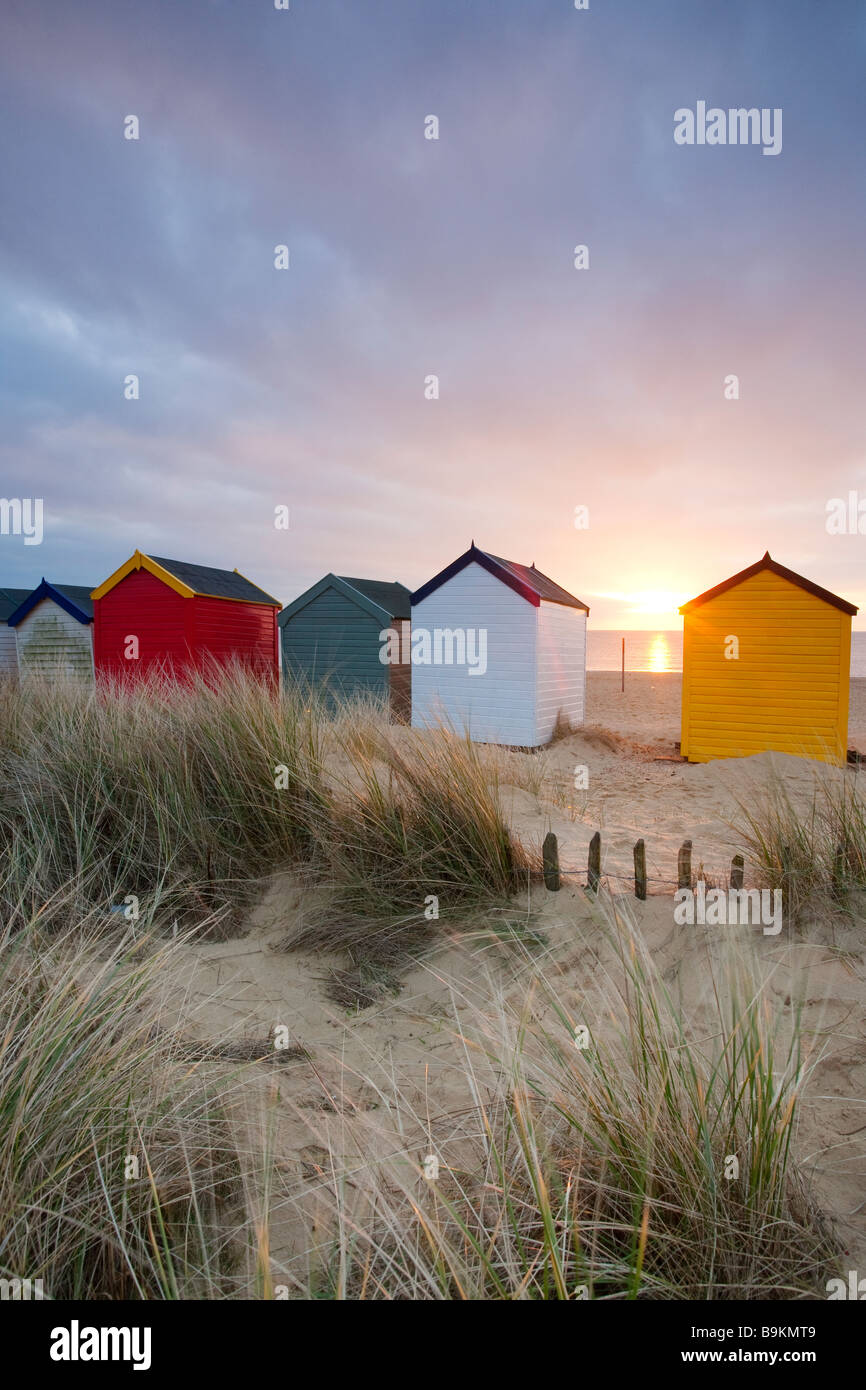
483, 673, 866, 894
147, 674, 866, 1285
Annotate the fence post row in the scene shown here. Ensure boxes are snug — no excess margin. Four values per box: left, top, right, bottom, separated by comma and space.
541, 831, 746, 901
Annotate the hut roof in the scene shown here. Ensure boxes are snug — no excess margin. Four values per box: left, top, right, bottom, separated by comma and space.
411, 543, 589, 611
148, 556, 280, 605
339, 577, 412, 620
91, 551, 280, 606
279, 573, 411, 627
680, 552, 858, 617
0, 587, 33, 622
8, 581, 95, 626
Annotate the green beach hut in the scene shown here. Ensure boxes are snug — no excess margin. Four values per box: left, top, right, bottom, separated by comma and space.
278, 574, 412, 718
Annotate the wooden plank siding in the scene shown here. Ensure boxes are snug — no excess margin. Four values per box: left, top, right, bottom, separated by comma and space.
681, 569, 851, 765
0, 624, 18, 676
15, 600, 93, 680
93, 567, 279, 680
94, 568, 188, 677
281, 586, 390, 701
409, 545, 587, 748
388, 651, 412, 722
191, 594, 278, 675
535, 600, 587, 742
411, 563, 539, 745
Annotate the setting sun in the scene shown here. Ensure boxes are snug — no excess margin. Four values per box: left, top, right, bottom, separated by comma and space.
626, 589, 687, 617
589, 587, 689, 628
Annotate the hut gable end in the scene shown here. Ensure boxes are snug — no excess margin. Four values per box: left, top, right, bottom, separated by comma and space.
279, 575, 397, 702
91, 552, 279, 681
7, 581, 95, 682
94, 567, 188, 677
411, 549, 588, 747
679, 556, 855, 766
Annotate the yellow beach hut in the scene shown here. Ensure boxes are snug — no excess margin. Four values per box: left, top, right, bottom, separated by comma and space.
679, 553, 857, 766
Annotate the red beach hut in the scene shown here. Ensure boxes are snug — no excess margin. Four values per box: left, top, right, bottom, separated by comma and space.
91, 551, 281, 682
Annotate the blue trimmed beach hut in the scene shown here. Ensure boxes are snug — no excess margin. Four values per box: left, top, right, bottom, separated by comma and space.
8, 580, 95, 680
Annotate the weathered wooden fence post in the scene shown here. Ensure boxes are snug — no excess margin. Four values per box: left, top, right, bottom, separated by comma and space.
634, 838, 647, 901
543, 831, 560, 891
587, 830, 601, 893
677, 839, 692, 891
730, 854, 744, 890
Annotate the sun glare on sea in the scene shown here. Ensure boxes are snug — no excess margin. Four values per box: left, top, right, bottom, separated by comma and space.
647, 633, 672, 672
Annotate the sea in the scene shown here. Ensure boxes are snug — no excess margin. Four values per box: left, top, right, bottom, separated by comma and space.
588, 630, 866, 678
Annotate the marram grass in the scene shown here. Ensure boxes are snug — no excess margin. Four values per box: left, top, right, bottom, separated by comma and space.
0, 901, 270, 1299
736, 766, 866, 918
294, 901, 838, 1300
0, 671, 534, 968
0, 676, 842, 1299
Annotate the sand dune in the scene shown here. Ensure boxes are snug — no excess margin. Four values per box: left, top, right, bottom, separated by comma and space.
155, 675, 866, 1287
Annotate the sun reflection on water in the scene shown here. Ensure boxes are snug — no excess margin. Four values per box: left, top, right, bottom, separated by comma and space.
647, 633, 673, 673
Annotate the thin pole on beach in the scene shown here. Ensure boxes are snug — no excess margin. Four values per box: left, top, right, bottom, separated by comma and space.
621, 637, 625, 692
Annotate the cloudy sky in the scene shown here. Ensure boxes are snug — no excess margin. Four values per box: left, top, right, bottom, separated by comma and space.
1, 0, 864, 626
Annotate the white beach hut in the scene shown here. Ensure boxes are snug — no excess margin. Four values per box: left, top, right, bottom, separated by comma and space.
410, 543, 588, 747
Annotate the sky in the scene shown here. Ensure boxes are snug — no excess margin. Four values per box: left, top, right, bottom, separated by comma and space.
1, 0, 864, 628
